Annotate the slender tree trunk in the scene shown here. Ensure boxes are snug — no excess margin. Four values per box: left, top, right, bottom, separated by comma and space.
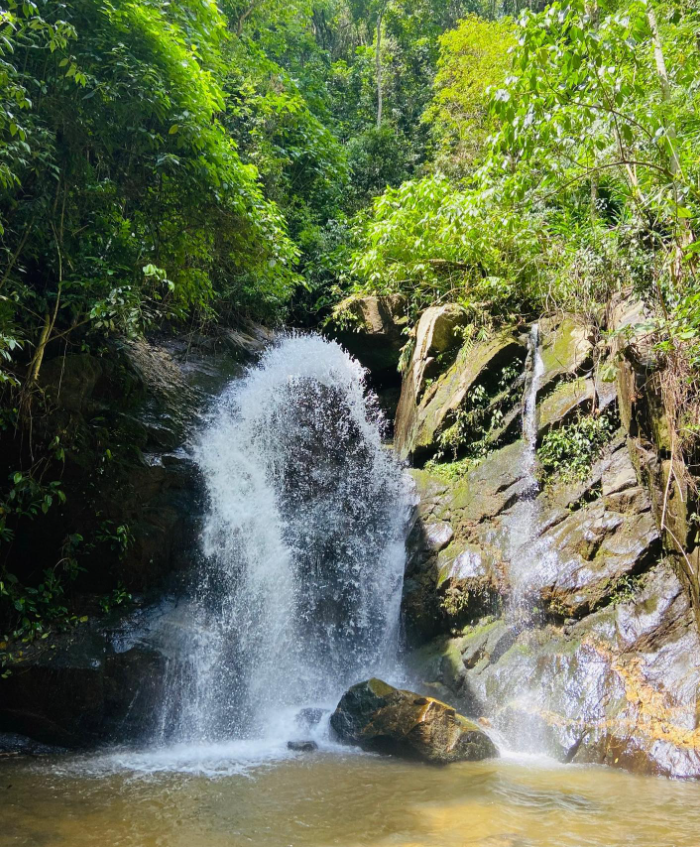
647, 5, 681, 176
587, 0, 600, 221
29, 199, 66, 386
376, 8, 384, 127
29, 312, 51, 384
647, 3, 691, 290
236, 0, 264, 36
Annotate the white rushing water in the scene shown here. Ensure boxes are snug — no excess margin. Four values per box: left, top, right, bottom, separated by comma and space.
154, 335, 410, 763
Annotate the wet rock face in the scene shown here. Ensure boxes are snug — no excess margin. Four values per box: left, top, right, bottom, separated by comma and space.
0, 601, 173, 747
445, 562, 700, 779
330, 678, 498, 764
537, 316, 593, 393
400, 309, 700, 779
0, 330, 269, 749
10, 335, 248, 596
536, 377, 595, 438
407, 440, 700, 777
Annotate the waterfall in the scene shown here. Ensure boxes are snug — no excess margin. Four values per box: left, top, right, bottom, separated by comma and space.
159, 335, 410, 750
503, 324, 545, 606
494, 324, 553, 754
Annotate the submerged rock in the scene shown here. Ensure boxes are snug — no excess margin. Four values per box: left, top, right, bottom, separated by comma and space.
295, 707, 328, 729
287, 740, 318, 752
0, 732, 63, 758
330, 678, 498, 764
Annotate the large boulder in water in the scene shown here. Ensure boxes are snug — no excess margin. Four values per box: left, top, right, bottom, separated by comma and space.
330, 678, 498, 764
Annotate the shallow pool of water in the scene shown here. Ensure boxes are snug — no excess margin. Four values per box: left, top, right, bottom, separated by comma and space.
2, 746, 700, 847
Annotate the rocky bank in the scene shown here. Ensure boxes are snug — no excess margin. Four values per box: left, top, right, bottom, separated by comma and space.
346, 295, 700, 779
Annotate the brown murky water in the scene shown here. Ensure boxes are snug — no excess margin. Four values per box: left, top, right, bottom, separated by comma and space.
2, 748, 700, 847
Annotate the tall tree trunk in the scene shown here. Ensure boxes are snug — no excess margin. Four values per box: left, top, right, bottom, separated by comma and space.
587, 0, 600, 221
647, 2, 691, 287
29, 312, 51, 384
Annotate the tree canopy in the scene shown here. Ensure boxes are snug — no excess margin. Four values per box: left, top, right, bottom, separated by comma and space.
1, 0, 699, 648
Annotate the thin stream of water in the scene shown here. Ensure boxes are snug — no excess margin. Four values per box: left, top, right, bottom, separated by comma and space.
493, 325, 554, 754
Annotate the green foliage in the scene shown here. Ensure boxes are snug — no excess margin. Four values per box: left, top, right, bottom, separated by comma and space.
0, 472, 66, 543
349, 0, 699, 469
607, 574, 641, 607
352, 0, 700, 324
1, 568, 70, 636
99, 582, 132, 614
351, 174, 544, 317
0, 466, 83, 646
0, 0, 478, 633
0, 0, 301, 391
440, 584, 470, 619
96, 521, 133, 559
424, 455, 481, 481
538, 413, 615, 482
345, 125, 414, 211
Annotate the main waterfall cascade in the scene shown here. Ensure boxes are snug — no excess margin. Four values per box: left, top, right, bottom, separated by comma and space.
158, 335, 411, 752
151, 328, 550, 763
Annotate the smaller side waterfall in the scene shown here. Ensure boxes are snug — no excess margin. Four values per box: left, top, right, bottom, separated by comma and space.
494, 324, 556, 754
522, 323, 545, 476
158, 335, 410, 752
504, 324, 545, 605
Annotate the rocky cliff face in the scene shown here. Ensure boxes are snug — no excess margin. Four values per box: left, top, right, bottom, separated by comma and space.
392, 304, 700, 779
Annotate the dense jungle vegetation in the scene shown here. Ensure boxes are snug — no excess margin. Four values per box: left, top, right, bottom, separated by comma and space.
0, 0, 699, 652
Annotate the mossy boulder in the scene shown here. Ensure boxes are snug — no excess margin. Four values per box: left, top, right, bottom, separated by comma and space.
394, 305, 522, 461
538, 316, 592, 393
330, 678, 498, 764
